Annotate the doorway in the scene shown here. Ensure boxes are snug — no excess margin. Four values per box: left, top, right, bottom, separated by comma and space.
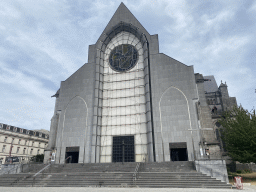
170, 142, 188, 161
65, 146, 79, 163
112, 136, 135, 162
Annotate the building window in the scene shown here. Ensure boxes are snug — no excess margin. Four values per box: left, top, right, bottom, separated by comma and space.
26, 130, 29, 135
2, 145, 6, 152
25, 140, 27, 145
16, 147, 20, 154
23, 148, 26, 154
20, 128, 23, 133
13, 127, 17, 132
4, 137, 8, 142
39, 133, 42, 137
37, 149, 40, 155
30, 149, 33, 155
38, 143, 41, 147
6, 125, 10, 130
32, 141, 34, 146
18, 139, 21, 145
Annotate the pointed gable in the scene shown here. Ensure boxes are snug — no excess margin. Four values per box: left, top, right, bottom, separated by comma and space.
96, 3, 151, 45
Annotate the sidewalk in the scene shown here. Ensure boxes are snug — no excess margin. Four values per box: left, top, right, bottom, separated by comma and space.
0, 187, 256, 192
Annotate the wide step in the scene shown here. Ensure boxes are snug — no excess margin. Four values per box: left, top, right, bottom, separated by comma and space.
0, 162, 233, 188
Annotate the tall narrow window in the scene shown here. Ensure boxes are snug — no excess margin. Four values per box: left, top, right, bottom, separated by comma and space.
37, 149, 40, 155
30, 149, 33, 155
18, 139, 21, 145
16, 147, 20, 154
23, 148, 26, 154
4, 137, 7, 142
2, 145, 6, 152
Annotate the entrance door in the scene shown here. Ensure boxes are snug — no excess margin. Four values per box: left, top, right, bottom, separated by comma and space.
112, 136, 135, 162
170, 142, 188, 161
65, 147, 79, 163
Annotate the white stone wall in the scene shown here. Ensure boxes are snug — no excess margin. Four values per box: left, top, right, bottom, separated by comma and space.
100, 32, 147, 162
195, 160, 229, 183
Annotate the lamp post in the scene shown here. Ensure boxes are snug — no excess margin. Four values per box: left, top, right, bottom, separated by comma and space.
9, 138, 14, 163
122, 140, 125, 164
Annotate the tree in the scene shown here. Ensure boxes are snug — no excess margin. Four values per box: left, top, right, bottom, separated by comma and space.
30, 154, 44, 163
218, 105, 256, 163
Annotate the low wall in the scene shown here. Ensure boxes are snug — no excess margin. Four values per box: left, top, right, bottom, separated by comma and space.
0, 164, 22, 175
195, 160, 229, 183
236, 163, 256, 172
21, 163, 46, 173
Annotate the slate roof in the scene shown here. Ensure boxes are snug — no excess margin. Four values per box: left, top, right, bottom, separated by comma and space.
0, 123, 49, 139
203, 75, 219, 92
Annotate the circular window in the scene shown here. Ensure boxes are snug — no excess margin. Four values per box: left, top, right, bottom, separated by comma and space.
109, 44, 138, 72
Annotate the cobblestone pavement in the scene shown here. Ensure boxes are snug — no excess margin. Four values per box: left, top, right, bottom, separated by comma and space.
0, 187, 256, 192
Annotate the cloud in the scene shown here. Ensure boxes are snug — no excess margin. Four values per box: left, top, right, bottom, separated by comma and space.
0, 63, 55, 130
0, 0, 255, 132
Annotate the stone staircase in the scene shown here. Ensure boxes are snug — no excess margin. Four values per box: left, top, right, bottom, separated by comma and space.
141, 162, 196, 172
0, 162, 233, 188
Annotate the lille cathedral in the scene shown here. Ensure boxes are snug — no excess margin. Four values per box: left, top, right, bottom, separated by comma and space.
44, 3, 236, 179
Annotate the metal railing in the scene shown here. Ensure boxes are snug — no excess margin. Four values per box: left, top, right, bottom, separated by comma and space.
132, 157, 147, 186
65, 156, 72, 164
31, 155, 72, 186
32, 163, 51, 186
133, 162, 140, 185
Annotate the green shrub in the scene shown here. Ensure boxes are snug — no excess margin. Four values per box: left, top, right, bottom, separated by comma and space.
242, 169, 252, 173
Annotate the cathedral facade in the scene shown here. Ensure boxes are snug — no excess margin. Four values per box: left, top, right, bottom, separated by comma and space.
44, 3, 236, 164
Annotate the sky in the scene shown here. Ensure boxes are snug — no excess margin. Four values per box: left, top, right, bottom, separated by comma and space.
1, 0, 255, 131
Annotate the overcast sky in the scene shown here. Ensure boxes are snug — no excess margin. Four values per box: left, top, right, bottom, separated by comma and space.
1, 0, 255, 131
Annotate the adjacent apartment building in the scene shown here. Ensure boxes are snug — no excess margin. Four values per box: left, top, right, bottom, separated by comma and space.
0, 123, 49, 164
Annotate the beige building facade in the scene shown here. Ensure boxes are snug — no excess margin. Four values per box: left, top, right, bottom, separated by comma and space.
0, 123, 49, 164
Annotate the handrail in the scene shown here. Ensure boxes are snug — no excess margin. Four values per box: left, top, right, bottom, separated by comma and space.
33, 163, 51, 177
31, 156, 72, 186
133, 162, 140, 185
65, 156, 72, 164
133, 157, 147, 185
32, 163, 51, 186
